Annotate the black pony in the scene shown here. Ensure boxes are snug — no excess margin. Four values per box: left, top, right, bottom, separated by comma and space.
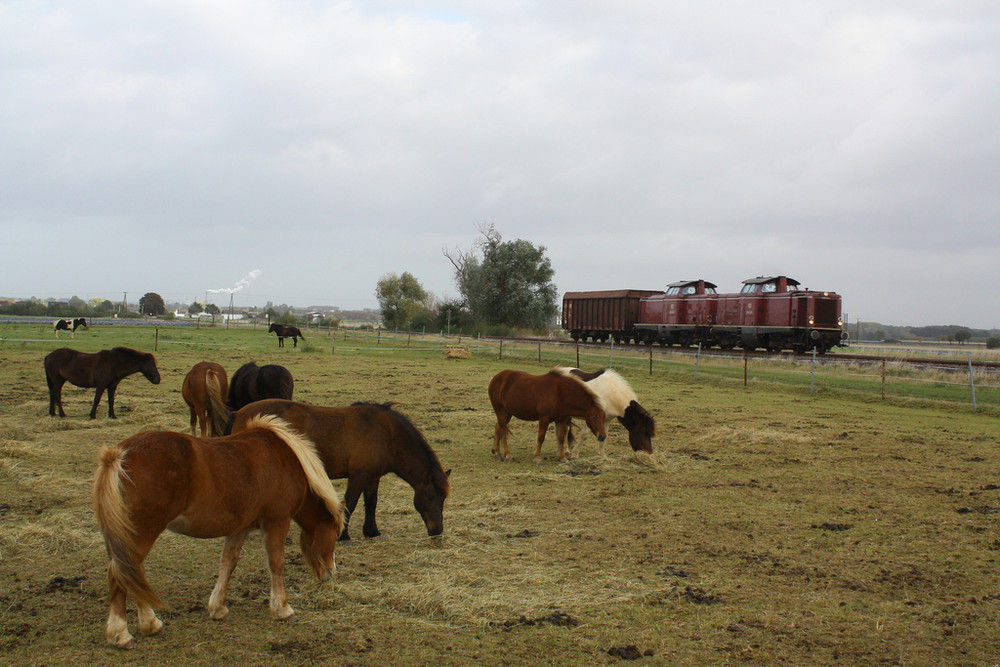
225, 362, 294, 412
268, 323, 304, 347
44, 347, 160, 418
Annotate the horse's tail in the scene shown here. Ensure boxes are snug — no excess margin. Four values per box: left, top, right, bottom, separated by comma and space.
250, 415, 344, 535
93, 445, 165, 610
205, 370, 228, 437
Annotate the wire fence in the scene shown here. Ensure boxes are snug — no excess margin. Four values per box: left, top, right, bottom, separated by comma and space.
3, 319, 997, 413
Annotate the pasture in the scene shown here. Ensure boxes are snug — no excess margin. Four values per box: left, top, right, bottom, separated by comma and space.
1, 323, 999, 665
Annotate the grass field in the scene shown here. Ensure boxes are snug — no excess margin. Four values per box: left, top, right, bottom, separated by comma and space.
1, 323, 999, 665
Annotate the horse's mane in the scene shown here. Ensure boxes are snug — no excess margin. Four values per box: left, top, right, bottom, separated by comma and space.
245, 414, 344, 522
553, 367, 638, 418
351, 402, 450, 497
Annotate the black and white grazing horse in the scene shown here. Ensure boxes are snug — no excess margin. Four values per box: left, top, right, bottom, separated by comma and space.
53, 318, 88, 339
563, 368, 656, 457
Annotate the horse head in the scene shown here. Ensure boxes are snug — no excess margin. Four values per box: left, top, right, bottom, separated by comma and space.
584, 406, 608, 443
412, 469, 451, 536
298, 514, 339, 581
142, 354, 162, 385
618, 400, 655, 452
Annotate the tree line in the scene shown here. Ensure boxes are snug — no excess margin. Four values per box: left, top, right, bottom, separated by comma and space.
376, 224, 559, 335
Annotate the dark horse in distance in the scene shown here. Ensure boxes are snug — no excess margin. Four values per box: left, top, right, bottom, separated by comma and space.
225, 362, 294, 412
229, 399, 450, 540
44, 347, 160, 419
268, 323, 304, 347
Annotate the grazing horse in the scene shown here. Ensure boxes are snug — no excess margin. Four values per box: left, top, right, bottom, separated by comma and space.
226, 362, 294, 412
488, 368, 609, 464
93, 415, 345, 649
52, 317, 89, 339
228, 399, 450, 540
44, 347, 160, 419
268, 323, 304, 347
564, 368, 656, 457
181, 361, 230, 437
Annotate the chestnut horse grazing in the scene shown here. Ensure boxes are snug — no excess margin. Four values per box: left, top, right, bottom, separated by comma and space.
228, 399, 450, 540
488, 368, 609, 464
44, 347, 160, 419
268, 323, 304, 347
181, 361, 229, 437
93, 415, 345, 649
564, 368, 655, 457
226, 361, 294, 412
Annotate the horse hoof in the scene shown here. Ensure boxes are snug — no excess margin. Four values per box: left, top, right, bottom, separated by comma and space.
533, 458, 542, 465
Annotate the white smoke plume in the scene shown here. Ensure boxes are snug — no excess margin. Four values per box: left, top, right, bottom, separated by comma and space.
207, 269, 262, 295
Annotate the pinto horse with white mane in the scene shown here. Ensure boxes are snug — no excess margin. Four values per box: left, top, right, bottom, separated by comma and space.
93, 415, 345, 649
563, 367, 656, 458
488, 367, 654, 464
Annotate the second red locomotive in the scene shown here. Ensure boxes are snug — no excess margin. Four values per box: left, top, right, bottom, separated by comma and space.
562, 276, 846, 354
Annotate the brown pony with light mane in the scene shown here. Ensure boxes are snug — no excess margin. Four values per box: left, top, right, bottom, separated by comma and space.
228, 399, 450, 540
488, 368, 610, 464
93, 415, 344, 649
181, 361, 229, 437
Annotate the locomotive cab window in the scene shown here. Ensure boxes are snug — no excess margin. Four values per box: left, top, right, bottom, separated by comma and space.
666, 287, 681, 295
762, 282, 776, 293
741, 284, 759, 294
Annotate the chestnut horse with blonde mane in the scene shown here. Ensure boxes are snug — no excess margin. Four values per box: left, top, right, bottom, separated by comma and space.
228, 399, 450, 540
93, 415, 344, 649
181, 361, 229, 437
489, 368, 609, 464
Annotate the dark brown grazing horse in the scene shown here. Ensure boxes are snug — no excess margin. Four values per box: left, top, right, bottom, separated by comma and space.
93, 415, 344, 649
181, 361, 230, 437
44, 347, 160, 419
226, 362, 294, 412
488, 368, 608, 464
268, 323, 304, 347
228, 399, 450, 540
564, 368, 655, 457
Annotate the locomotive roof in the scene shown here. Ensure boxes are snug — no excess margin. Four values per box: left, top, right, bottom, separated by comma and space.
665, 279, 718, 289
563, 289, 663, 298
742, 276, 800, 286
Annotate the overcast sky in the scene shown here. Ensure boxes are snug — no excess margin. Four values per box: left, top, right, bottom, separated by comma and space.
2, 1, 998, 328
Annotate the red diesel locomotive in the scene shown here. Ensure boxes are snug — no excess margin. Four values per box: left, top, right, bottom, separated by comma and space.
562, 276, 846, 354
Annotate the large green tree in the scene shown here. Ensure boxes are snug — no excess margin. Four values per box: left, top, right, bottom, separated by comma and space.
376, 272, 429, 330
138, 292, 166, 316
445, 224, 558, 329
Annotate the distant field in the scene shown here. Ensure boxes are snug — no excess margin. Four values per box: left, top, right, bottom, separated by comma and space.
1, 323, 999, 664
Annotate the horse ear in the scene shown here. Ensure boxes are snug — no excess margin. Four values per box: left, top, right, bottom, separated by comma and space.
445, 469, 452, 478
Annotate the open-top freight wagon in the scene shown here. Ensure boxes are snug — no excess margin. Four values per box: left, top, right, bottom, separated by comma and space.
562, 276, 847, 354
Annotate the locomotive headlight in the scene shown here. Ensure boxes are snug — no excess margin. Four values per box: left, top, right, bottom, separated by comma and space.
808, 315, 815, 325
838, 318, 843, 327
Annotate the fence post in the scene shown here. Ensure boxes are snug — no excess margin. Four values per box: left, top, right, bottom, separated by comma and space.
576, 342, 580, 368
649, 344, 653, 375
810, 347, 817, 395
881, 359, 886, 399
155, 328, 159, 352
694, 343, 701, 379
499, 340, 503, 360
537, 341, 542, 364
969, 357, 977, 411
743, 352, 748, 387
609, 338, 615, 369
